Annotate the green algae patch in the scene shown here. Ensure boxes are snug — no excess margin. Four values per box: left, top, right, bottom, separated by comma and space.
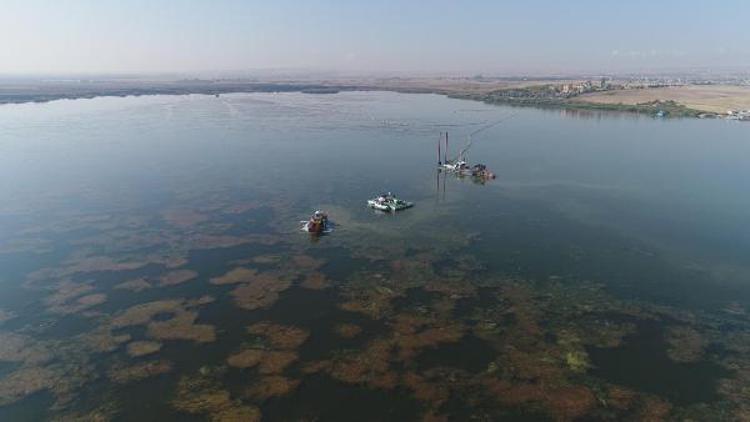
564, 351, 590, 373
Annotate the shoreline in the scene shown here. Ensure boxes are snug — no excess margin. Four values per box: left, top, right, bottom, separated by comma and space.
0, 81, 745, 120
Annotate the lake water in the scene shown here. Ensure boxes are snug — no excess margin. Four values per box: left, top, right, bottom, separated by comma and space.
0, 91, 748, 420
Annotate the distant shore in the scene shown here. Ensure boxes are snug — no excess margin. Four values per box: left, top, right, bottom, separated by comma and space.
1, 78, 748, 119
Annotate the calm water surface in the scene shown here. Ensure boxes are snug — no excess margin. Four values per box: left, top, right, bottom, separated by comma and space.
0, 92, 748, 420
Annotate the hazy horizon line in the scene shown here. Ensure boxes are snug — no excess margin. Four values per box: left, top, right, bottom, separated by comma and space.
2, 64, 749, 82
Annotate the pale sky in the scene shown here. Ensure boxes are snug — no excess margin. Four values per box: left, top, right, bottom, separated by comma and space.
1, 0, 749, 75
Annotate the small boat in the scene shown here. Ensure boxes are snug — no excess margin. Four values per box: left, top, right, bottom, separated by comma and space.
302, 210, 329, 233
367, 192, 414, 212
440, 159, 469, 172
470, 163, 496, 180
437, 133, 496, 180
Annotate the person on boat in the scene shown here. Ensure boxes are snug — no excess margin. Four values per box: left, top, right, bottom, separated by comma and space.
306, 210, 328, 233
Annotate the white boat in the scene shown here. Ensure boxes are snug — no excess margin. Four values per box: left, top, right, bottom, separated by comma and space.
367, 192, 414, 212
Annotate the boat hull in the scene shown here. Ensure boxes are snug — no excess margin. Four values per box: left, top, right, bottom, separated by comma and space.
367, 199, 413, 212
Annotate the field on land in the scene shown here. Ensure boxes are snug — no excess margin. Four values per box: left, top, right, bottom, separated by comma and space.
573, 85, 750, 114
347, 77, 574, 95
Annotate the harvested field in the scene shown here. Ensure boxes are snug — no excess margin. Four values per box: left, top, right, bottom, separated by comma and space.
574, 85, 750, 114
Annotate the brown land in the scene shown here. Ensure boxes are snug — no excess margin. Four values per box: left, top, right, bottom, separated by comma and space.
347, 77, 576, 95
573, 85, 750, 114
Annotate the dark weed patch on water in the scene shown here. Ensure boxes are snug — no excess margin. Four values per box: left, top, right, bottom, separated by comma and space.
0, 391, 53, 421
416, 334, 496, 373
392, 287, 442, 312
587, 318, 731, 404
262, 374, 421, 421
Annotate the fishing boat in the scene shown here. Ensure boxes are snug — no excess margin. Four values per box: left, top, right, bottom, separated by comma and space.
437, 131, 496, 180
302, 210, 330, 233
367, 192, 414, 212
469, 163, 496, 180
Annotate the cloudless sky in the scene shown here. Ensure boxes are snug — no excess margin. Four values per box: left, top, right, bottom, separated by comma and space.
1, 0, 749, 75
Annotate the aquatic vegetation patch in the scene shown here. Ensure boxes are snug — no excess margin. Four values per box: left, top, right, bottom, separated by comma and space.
636, 396, 672, 421
605, 385, 637, 410
250, 255, 282, 265
126, 341, 162, 357
209, 267, 258, 285
390, 314, 464, 361
44, 281, 94, 313
334, 323, 363, 338
111, 297, 212, 327
257, 351, 298, 375
78, 326, 131, 353
147, 311, 216, 343
247, 322, 309, 350
111, 300, 186, 328
107, 360, 173, 384
188, 234, 252, 250
0, 332, 54, 365
0, 352, 96, 410
52, 402, 120, 422
172, 373, 261, 421
53, 293, 108, 315
157, 269, 198, 286
226, 349, 264, 369
305, 338, 396, 388
483, 378, 596, 421
0, 366, 59, 406
162, 209, 209, 227
300, 271, 329, 290
402, 371, 449, 409
244, 375, 300, 400
0, 310, 16, 326
544, 385, 597, 420
229, 272, 293, 311
110, 297, 216, 343
665, 326, 706, 363
227, 322, 307, 376
339, 286, 398, 319
290, 254, 325, 270
26, 256, 152, 287
114, 278, 153, 292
